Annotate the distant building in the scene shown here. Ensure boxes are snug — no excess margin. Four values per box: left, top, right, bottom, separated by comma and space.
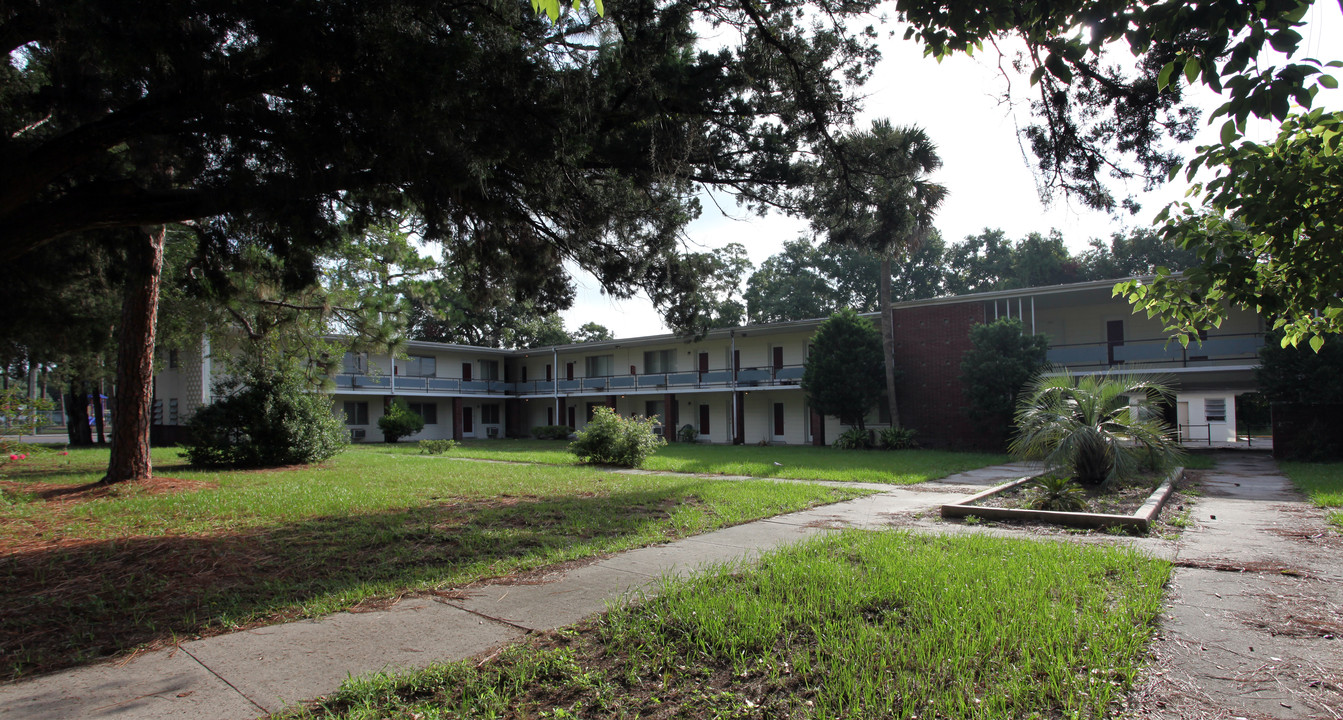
152, 278, 1265, 447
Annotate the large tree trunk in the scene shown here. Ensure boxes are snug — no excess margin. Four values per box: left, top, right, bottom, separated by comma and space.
881, 256, 899, 429
66, 380, 92, 446
103, 226, 166, 484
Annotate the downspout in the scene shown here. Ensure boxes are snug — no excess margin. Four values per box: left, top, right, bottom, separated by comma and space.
1031, 297, 1036, 335
552, 346, 559, 424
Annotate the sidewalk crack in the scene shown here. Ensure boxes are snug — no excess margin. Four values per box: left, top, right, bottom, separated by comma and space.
178, 645, 270, 716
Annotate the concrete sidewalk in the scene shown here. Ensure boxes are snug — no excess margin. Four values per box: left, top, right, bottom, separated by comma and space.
0, 464, 1026, 720
1130, 453, 1343, 719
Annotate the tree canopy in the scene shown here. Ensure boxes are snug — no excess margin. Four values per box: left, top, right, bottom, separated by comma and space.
800, 309, 885, 430
896, 0, 1341, 348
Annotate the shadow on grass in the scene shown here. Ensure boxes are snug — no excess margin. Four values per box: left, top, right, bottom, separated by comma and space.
1, 485, 702, 681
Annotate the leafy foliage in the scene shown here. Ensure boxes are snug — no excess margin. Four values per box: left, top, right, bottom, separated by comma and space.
418, 439, 459, 454
676, 424, 698, 443
832, 426, 874, 450
960, 319, 1050, 437
184, 358, 348, 468
378, 399, 426, 444
1026, 475, 1088, 512
532, 425, 573, 440
0, 385, 55, 439
569, 407, 665, 468
1117, 110, 1343, 350
1010, 370, 1184, 486
1256, 331, 1343, 405
801, 309, 885, 431
878, 426, 920, 450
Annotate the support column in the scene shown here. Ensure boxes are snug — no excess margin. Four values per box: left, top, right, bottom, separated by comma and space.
560, 398, 570, 428
607, 395, 617, 411
452, 398, 463, 441
664, 393, 678, 442
734, 391, 746, 445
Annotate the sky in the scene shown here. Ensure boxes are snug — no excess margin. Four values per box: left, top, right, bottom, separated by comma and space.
561, 3, 1343, 339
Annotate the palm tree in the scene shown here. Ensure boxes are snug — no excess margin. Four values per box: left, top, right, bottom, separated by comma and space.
805, 120, 946, 428
1010, 369, 1185, 486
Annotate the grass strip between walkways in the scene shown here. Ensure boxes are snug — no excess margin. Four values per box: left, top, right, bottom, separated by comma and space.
1280, 461, 1343, 529
0, 447, 873, 680
372, 439, 1010, 484
289, 531, 1171, 720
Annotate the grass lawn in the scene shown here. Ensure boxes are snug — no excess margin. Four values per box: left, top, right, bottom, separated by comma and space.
1280, 461, 1343, 529
291, 531, 1171, 720
0, 446, 873, 680
372, 439, 1010, 484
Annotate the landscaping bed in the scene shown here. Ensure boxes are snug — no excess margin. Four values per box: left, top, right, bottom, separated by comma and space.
942, 467, 1184, 532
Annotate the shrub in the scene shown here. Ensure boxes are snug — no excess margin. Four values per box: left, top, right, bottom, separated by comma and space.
1025, 475, 1088, 512
378, 398, 425, 443
532, 424, 572, 440
878, 426, 920, 450
1011, 369, 1185, 486
418, 439, 459, 454
677, 423, 698, 443
832, 426, 873, 450
570, 406, 665, 467
184, 358, 348, 467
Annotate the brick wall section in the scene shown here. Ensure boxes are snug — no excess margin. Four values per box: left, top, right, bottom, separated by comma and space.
891, 302, 986, 447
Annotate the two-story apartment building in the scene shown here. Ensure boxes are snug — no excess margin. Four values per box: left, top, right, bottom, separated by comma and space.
151, 277, 1266, 447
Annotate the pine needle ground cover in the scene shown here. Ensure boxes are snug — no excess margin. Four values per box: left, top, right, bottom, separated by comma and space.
292, 531, 1171, 720
1280, 461, 1343, 528
371, 440, 1009, 484
0, 448, 871, 679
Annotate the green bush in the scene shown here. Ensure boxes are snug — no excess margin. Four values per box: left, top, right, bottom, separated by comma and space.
677, 423, 698, 443
184, 358, 348, 467
832, 426, 873, 450
878, 426, 920, 450
418, 439, 459, 454
1025, 475, 1088, 512
532, 424, 572, 440
570, 406, 665, 467
378, 398, 425, 443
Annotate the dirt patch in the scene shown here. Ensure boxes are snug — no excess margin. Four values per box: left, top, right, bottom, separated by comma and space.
1, 476, 216, 505
973, 472, 1168, 516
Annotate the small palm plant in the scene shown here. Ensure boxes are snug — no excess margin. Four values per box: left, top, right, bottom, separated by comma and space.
1010, 369, 1184, 486
1026, 475, 1087, 512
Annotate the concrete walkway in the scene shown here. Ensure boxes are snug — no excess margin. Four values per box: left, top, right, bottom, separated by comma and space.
1129, 453, 1343, 719
2, 455, 1338, 719
0, 463, 1027, 720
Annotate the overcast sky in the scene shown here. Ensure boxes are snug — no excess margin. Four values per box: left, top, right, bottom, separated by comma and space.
561, 4, 1342, 339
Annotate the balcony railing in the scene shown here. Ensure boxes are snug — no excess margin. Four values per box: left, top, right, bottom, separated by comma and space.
331, 364, 806, 397
1046, 333, 1263, 370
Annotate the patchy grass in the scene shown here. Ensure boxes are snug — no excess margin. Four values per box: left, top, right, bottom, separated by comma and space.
369, 439, 1008, 484
0, 447, 871, 679
1280, 461, 1343, 529
289, 531, 1171, 720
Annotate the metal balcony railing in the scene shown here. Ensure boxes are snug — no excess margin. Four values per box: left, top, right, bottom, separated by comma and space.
331, 364, 807, 397
1045, 332, 1264, 370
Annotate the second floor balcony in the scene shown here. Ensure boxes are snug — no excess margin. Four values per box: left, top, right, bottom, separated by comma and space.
1046, 332, 1264, 371
332, 364, 807, 397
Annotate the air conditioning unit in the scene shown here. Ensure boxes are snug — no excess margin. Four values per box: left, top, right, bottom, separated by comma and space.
486, 426, 500, 438
350, 428, 366, 441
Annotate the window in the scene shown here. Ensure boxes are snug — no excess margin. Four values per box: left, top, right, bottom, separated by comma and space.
168, 398, 179, 425
585, 354, 614, 377
403, 355, 436, 377
481, 404, 501, 424
408, 402, 438, 425
343, 401, 369, 425
644, 349, 676, 373
342, 352, 367, 374
480, 360, 500, 381
1205, 398, 1227, 422
644, 400, 665, 423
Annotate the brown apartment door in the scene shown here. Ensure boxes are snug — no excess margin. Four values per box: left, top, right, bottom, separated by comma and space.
772, 346, 784, 370
773, 403, 785, 437
566, 363, 575, 381
698, 352, 710, 375
462, 362, 472, 381
699, 404, 711, 435
462, 406, 474, 434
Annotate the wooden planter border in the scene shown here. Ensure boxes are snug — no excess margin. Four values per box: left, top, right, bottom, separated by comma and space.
940, 467, 1183, 532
